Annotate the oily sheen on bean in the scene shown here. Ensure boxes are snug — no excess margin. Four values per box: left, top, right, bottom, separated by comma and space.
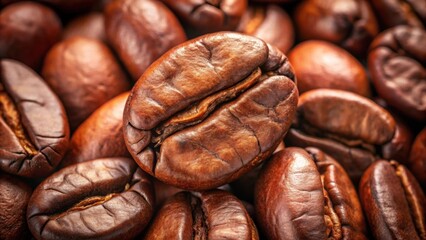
255, 147, 367, 239
0, 59, 69, 178
27, 158, 154, 240
285, 89, 396, 182
144, 190, 258, 239
360, 160, 426, 240
123, 32, 298, 190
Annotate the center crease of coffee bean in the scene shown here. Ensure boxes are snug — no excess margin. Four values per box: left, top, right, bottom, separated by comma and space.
191, 195, 208, 240
321, 175, 342, 239
0, 82, 38, 156
152, 68, 262, 146
49, 183, 130, 220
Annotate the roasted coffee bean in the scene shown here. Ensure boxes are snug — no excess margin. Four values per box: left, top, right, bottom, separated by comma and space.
368, 25, 426, 121
27, 157, 155, 240
294, 0, 378, 56
123, 32, 298, 190
237, 4, 294, 53
0, 59, 69, 178
0, 173, 32, 240
409, 128, 426, 189
359, 160, 426, 240
288, 40, 370, 96
63, 12, 107, 43
61, 92, 130, 167
162, 0, 247, 34
0, 2, 61, 69
42, 37, 130, 130
105, 0, 187, 81
370, 0, 426, 29
255, 147, 367, 239
285, 89, 396, 183
143, 190, 258, 239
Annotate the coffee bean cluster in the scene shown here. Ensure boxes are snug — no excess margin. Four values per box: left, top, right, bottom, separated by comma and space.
0, 0, 425, 239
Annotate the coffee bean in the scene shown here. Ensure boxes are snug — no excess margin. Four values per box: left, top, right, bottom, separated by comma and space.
27, 157, 155, 240
0, 59, 69, 178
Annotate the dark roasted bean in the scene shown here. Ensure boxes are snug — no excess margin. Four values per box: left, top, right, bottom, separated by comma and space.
0, 173, 32, 240
368, 25, 426, 121
144, 190, 258, 239
0, 59, 69, 178
255, 147, 367, 239
285, 89, 396, 183
27, 158, 155, 240
360, 160, 426, 240
294, 0, 378, 56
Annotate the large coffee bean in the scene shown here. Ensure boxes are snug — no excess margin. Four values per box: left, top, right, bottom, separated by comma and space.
123, 32, 298, 190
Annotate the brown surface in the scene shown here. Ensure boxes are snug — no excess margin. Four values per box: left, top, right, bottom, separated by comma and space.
62, 92, 130, 167
359, 160, 426, 240
63, 12, 107, 43
288, 40, 370, 96
409, 128, 426, 189
370, 0, 426, 29
285, 89, 396, 183
27, 158, 155, 240
144, 190, 258, 239
237, 4, 294, 53
0, 173, 32, 240
42, 37, 130, 131
255, 147, 367, 239
0, 2, 61, 69
123, 32, 298, 190
294, 0, 378, 56
162, 0, 247, 33
0, 59, 69, 178
105, 0, 187, 80
368, 25, 426, 121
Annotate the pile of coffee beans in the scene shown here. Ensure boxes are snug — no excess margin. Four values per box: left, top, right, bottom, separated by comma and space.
0, 0, 425, 239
